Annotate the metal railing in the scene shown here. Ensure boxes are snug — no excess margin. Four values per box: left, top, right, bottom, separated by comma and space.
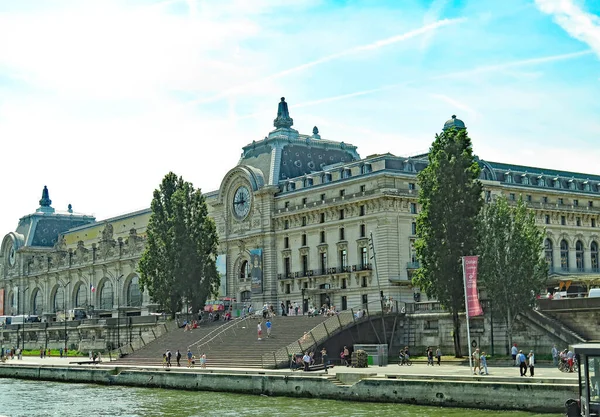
107, 315, 173, 360
549, 266, 600, 275
188, 315, 253, 353
277, 264, 373, 280
261, 299, 405, 369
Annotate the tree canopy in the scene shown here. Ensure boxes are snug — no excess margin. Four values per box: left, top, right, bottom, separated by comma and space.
413, 126, 483, 357
138, 172, 219, 318
477, 196, 547, 352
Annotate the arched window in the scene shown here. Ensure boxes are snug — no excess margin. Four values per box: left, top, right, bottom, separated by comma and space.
538, 176, 545, 187
127, 276, 142, 307
240, 260, 250, 280
100, 281, 113, 310
341, 168, 351, 179
303, 177, 313, 187
240, 290, 251, 303
544, 239, 553, 268
75, 283, 87, 308
321, 173, 331, 184
554, 178, 561, 188
521, 175, 529, 185
505, 172, 513, 183
361, 164, 372, 174
54, 287, 64, 313
560, 240, 569, 271
591, 241, 599, 272
32, 289, 42, 315
576, 240, 584, 271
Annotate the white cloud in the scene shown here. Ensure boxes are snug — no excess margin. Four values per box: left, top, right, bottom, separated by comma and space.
535, 0, 600, 57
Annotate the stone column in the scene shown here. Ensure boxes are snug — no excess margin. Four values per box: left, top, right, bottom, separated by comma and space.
568, 246, 576, 272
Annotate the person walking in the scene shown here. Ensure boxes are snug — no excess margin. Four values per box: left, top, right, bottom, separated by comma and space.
187, 349, 193, 367
480, 351, 489, 375
257, 321, 263, 341
528, 350, 535, 377
427, 347, 434, 366
321, 348, 328, 368
518, 350, 528, 376
435, 347, 442, 366
166, 349, 172, 367
302, 352, 311, 371
472, 348, 481, 375
176, 349, 182, 367
551, 344, 558, 367
265, 319, 272, 338
511, 343, 518, 366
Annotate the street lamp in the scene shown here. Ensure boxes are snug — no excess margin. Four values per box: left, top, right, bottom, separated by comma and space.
60, 281, 70, 353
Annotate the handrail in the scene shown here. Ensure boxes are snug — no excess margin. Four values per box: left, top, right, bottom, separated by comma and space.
188, 314, 254, 352
107, 316, 175, 360
261, 299, 405, 368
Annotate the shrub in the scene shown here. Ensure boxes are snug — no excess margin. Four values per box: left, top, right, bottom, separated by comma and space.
356, 350, 368, 368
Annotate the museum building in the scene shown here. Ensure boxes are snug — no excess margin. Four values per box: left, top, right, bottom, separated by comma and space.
1, 98, 600, 319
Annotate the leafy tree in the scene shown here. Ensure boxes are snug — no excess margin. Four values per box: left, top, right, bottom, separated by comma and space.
413, 126, 483, 357
138, 172, 219, 318
477, 196, 547, 353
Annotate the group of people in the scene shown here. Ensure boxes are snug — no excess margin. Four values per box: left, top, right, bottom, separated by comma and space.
511, 344, 535, 377
471, 348, 490, 375
1, 347, 23, 361
162, 349, 206, 369
256, 319, 272, 340
426, 346, 442, 366
552, 344, 576, 372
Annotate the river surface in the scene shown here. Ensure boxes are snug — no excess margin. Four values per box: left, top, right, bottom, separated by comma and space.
0, 378, 559, 417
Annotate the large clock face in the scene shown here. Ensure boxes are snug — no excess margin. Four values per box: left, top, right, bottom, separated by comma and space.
233, 186, 251, 219
8, 246, 16, 267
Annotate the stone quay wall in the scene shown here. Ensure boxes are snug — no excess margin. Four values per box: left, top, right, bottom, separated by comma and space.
0, 365, 577, 413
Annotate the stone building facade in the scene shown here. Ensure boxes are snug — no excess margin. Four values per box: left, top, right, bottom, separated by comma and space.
2, 98, 600, 323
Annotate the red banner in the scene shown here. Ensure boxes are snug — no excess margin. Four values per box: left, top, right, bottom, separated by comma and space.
463, 256, 483, 317
0, 288, 4, 316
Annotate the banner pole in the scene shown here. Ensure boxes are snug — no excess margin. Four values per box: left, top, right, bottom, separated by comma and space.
462, 256, 473, 374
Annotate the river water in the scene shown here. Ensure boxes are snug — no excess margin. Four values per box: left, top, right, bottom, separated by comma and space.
0, 379, 559, 417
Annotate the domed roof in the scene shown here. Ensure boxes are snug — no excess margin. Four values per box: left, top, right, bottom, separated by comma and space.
443, 115, 466, 131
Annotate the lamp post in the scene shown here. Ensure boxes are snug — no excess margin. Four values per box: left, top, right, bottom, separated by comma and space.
61, 281, 70, 353
368, 232, 388, 345
116, 274, 123, 351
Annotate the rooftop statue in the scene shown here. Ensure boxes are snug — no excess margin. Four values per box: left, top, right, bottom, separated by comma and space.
39, 185, 52, 207
273, 97, 294, 129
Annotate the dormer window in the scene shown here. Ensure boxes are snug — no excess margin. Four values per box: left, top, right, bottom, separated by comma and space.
538, 176, 546, 187
303, 177, 313, 188
521, 174, 529, 185
341, 168, 351, 179
584, 181, 591, 191
322, 173, 332, 184
569, 179, 576, 190
505, 172, 513, 183
404, 161, 413, 172
361, 164, 372, 174
286, 181, 296, 192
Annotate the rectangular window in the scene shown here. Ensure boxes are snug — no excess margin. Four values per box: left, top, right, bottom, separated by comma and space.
341, 279, 347, 289
360, 205, 365, 216
284, 201, 290, 209
361, 278, 367, 288
340, 249, 347, 268
577, 217, 581, 227
339, 227, 345, 241
320, 213, 325, 223
362, 294, 368, 305
284, 237, 289, 249
593, 218, 597, 228
410, 203, 417, 214
558, 198, 564, 205
561, 216, 566, 225
320, 252, 327, 273
284, 220, 289, 230
360, 185, 366, 192
543, 196, 548, 203
302, 216, 307, 226
509, 193, 516, 201
302, 255, 308, 276
361, 247, 368, 268
339, 209, 344, 220
574, 199, 579, 206
411, 222, 417, 235
409, 182, 415, 190
526, 195, 532, 202
302, 197, 307, 205
589, 201, 594, 208
320, 231, 325, 243
320, 193, 326, 201
360, 224, 366, 238
340, 189, 345, 197
286, 284, 290, 294
284, 257, 291, 278
545, 215, 550, 225
301, 234, 307, 246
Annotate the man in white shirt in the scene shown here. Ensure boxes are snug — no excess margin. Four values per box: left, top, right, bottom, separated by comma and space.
303, 352, 311, 371
511, 344, 518, 366
551, 345, 558, 367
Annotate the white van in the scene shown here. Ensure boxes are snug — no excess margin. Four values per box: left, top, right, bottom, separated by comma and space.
10, 315, 27, 325
588, 288, 600, 298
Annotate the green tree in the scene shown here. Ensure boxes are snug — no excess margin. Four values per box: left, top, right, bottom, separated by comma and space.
477, 196, 547, 353
138, 172, 219, 318
413, 126, 483, 357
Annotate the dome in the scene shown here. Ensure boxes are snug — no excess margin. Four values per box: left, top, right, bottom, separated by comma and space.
443, 115, 466, 131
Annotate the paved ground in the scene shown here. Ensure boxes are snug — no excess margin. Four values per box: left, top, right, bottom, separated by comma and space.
0, 355, 578, 382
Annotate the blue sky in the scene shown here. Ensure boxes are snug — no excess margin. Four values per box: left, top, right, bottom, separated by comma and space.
0, 0, 599, 235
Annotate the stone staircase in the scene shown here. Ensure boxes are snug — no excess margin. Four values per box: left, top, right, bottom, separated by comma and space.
518, 309, 587, 346
116, 315, 329, 369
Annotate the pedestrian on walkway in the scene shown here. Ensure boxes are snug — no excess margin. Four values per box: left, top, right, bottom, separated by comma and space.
427, 347, 434, 366
435, 347, 442, 366
551, 344, 558, 367
166, 349, 172, 367
472, 348, 481, 375
187, 349, 193, 367
480, 351, 489, 375
518, 350, 528, 376
265, 319, 272, 338
176, 349, 182, 367
511, 343, 518, 366
528, 350, 535, 377
257, 321, 263, 341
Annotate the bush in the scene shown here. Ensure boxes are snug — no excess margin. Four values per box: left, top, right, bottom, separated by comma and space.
355, 350, 368, 368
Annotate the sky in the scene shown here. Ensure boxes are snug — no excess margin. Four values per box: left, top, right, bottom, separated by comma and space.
0, 0, 599, 236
